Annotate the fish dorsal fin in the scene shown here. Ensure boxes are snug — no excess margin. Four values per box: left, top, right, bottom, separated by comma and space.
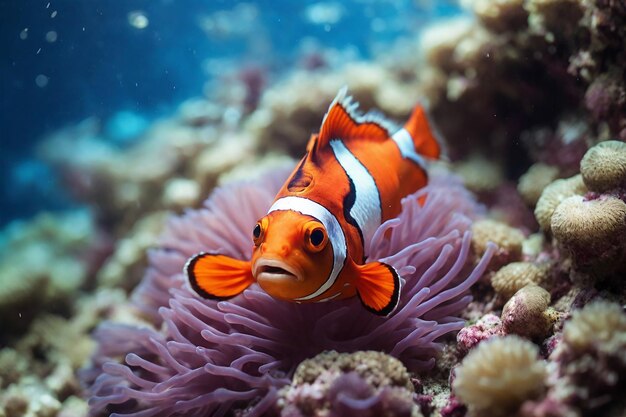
315, 87, 395, 154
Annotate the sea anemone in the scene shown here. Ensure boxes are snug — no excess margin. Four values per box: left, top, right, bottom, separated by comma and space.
453, 336, 547, 416
85, 168, 494, 417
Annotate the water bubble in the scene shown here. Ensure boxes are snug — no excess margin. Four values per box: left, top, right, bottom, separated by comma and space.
128, 11, 149, 29
19, 28, 28, 40
45, 31, 57, 43
51, 10, 57, 18
35, 74, 49, 88
304, 2, 344, 25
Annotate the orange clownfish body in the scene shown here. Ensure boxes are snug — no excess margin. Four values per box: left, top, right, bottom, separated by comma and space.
186, 87, 440, 315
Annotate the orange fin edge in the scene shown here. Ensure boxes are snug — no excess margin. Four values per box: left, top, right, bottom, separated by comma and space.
354, 261, 401, 316
185, 253, 254, 300
316, 87, 391, 153
404, 105, 440, 160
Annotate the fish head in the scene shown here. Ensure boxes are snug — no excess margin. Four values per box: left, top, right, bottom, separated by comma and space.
251, 210, 334, 301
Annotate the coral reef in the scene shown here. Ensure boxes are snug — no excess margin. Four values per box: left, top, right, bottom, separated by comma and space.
84, 169, 494, 416
0, 288, 127, 417
245, 61, 421, 157
534, 141, 626, 276
3, 1, 626, 416
490, 261, 548, 300
471, 219, 524, 270
534, 175, 587, 233
580, 140, 626, 192
276, 350, 420, 417
551, 194, 626, 272
517, 163, 560, 206
96, 212, 168, 291
456, 313, 504, 354
0, 210, 100, 336
453, 336, 547, 416
500, 285, 558, 341
523, 301, 626, 416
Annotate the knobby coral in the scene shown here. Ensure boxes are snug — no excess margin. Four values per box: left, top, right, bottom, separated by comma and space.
277, 351, 419, 417
84, 168, 495, 417
453, 336, 547, 416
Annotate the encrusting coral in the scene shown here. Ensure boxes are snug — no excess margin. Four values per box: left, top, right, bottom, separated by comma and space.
277, 350, 420, 417
84, 168, 495, 416
456, 314, 504, 354
453, 336, 547, 416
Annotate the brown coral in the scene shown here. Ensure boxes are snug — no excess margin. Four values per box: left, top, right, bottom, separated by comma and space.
562, 301, 626, 352
279, 351, 420, 417
463, 0, 528, 34
580, 140, 626, 192
292, 350, 412, 390
472, 219, 525, 269
534, 174, 587, 232
501, 285, 558, 340
548, 301, 626, 415
550, 195, 626, 272
517, 163, 560, 206
453, 336, 547, 416
491, 262, 547, 300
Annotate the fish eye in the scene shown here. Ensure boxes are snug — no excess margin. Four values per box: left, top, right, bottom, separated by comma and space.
305, 224, 327, 252
253, 222, 263, 245
310, 229, 325, 247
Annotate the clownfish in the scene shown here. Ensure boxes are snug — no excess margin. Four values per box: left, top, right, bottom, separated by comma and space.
185, 87, 440, 316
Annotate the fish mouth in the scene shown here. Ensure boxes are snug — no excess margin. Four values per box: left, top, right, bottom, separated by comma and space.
253, 259, 302, 283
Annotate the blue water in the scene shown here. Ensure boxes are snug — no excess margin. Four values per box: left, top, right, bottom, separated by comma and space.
1, 0, 462, 226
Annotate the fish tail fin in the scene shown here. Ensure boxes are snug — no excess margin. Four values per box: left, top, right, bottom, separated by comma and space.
354, 261, 401, 316
403, 105, 441, 160
185, 253, 254, 299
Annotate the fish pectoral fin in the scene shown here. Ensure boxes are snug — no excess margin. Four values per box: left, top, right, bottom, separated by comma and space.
354, 262, 401, 316
185, 253, 254, 299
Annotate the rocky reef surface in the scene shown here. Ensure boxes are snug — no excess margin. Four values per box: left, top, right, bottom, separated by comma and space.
1, 1, 626, 416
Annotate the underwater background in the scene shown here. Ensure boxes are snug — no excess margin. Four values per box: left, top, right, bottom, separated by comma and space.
2, 0, 460, 226
2, 1, 626, 417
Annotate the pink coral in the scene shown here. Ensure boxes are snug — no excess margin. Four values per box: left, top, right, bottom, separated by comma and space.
456, 313, 504, 355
